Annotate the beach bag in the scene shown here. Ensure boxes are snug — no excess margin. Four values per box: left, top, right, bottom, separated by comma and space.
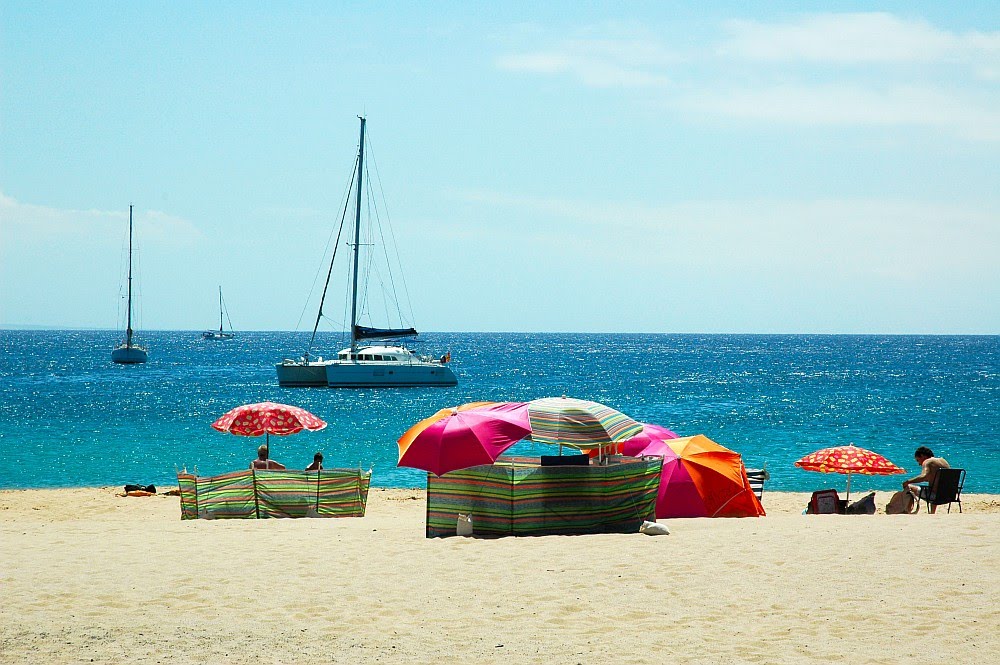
885, 490, 917, 515
807, 489, 842, 514
640, 521, 670, 536
846, 492, 877, 515
456, 514, 474, 536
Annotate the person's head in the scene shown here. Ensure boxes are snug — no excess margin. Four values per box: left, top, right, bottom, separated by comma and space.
914, 446, 934, 463
257, 444, 269, 460
313, 451, 323, 463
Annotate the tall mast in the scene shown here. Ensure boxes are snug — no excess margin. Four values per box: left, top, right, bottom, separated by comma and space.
218, 286, 224, 332
349, 116, 365, 354
126, 204, 134, 348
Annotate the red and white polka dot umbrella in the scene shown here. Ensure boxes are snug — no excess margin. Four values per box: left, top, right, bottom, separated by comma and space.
795, 443, 903, 502
211, 401, 327, 448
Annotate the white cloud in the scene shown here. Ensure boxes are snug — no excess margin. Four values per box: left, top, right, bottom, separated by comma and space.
448, 189, 1000, 281
495, 12, 1000, 142
719, 13, 1000, 73
496, 35, 674, 88
0, 193, 202, 246
679, 84, 1000, 141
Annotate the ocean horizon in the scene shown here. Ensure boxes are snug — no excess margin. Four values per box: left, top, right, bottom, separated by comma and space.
1, 330, 997, 492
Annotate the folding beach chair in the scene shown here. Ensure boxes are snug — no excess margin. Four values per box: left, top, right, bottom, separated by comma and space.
918, 468, 965, 514
745, 468, 768, 502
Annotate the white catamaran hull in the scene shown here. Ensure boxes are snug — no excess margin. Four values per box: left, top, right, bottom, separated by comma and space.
275, 361, 330, 387
325, 361, 457, 387
275, 360, 457, 387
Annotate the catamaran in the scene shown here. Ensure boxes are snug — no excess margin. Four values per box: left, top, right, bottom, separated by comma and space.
275, 117, 457, 388
111, 205, 148, 364
202, 286, 235, 340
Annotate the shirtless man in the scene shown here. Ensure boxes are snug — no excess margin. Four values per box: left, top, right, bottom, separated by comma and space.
250, 444, 286, 470
305, 451, 323, 472
904, 446, 950, 513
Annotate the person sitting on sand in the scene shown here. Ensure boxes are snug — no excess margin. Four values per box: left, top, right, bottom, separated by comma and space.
250, 445, 285, 470
904, 446, 950, 512
305, 451, 323, 472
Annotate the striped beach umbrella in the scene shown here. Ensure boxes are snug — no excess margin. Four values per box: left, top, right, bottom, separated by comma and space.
794, 443, 904, 502
526, 397, 643, 452
587, 422, 680, 458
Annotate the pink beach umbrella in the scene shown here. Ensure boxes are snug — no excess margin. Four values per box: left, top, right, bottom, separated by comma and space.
615, 424, 689, 515
587, 422, 679, 458
619, 423, 680, 457
397, 401, 532, 476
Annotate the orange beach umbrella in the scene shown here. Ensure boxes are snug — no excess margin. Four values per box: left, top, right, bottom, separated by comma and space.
656, 435, 765, 518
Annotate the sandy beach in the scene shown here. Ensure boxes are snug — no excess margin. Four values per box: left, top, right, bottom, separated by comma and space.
2, 487, 998, 664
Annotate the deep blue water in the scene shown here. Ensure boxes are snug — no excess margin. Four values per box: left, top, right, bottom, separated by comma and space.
0, 331, 997, 492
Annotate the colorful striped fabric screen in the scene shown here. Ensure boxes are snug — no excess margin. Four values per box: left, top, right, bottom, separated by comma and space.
527, 397, 644, 450
176, 468, 371, 520
426, 456, 662, 537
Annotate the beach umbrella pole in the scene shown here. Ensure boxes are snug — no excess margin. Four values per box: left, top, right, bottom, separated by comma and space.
846, 472, 851, 504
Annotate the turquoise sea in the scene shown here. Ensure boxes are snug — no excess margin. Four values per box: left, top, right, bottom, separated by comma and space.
1, 331, 997, 492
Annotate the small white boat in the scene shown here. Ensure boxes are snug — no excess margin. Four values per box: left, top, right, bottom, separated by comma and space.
112, 205, 148, 365
276, 117, 456, 388
202, 286, 235, 340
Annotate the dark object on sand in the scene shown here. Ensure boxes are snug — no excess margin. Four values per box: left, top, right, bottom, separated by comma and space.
846, 492, 876, 515
540, 454, 590, 467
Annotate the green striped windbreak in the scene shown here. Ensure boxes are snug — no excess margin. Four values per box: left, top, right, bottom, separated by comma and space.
176, 468, 371, 520
177, 473, 198, 520
527, 397, 643, 450
426, 456, 661, 537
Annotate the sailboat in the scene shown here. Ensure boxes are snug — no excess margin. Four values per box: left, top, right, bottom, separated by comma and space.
202, 286, 235, 340
275, 117, 457, 388
112, 205, 148, 364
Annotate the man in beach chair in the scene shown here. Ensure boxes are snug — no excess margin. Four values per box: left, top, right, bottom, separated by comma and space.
915, 467, 966, 514
903, 446, 950, 513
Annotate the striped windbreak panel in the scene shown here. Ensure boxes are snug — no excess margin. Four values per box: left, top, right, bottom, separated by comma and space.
426, 456, 661, 537
177, 473, 198, 520
192, 469, 257, 519
315, 471, 371, 518
177, 469, 371, 520
527, 397, 643, 450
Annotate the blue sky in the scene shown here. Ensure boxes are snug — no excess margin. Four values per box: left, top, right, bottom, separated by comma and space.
2, 2, 998, 333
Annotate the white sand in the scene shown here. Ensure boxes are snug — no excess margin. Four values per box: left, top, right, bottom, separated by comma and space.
1, 487, 998, 664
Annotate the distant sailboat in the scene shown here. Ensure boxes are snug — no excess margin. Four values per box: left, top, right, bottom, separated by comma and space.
202, 286, 235, 340
275, 116, 457, 387
112, 205, 148, 364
